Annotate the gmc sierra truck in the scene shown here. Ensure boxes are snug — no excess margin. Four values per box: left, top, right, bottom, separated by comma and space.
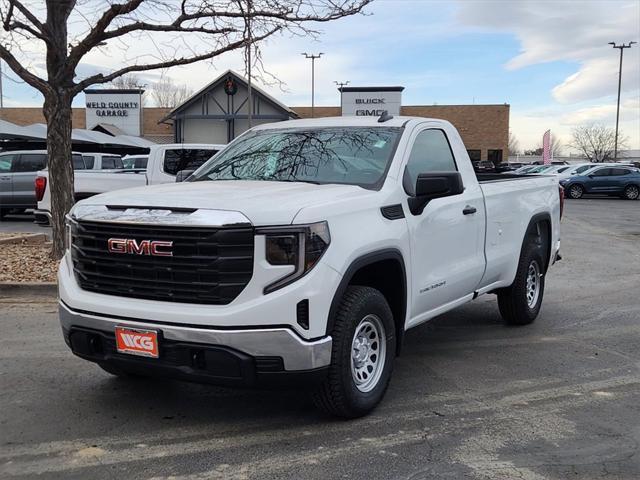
59, 115, 562, 418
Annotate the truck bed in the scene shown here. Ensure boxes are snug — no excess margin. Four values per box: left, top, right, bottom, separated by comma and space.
476, 173, 549, 183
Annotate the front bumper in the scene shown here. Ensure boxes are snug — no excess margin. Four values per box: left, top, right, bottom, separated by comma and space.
60, 302, 332, 386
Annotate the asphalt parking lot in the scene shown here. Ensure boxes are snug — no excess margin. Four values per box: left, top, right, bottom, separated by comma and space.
1, 198, 639, 480
0, 210, 51, 237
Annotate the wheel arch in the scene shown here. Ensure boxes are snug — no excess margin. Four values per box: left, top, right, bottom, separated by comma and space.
327, 249, 407, 355
520, 212, 552, 273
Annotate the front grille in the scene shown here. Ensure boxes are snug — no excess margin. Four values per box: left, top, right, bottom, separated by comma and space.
71, 221, 254, 304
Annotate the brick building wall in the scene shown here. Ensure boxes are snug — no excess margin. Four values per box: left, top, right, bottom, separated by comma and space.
1, 104, 508, 159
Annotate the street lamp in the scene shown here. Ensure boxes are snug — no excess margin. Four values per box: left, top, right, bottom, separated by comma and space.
334, 80, 349, 112
609, 41, 636, 160
301, 52, 323, 118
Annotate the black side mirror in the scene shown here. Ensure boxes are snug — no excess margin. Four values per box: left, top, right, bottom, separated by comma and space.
408, 172, 464, 215
175, 169, 196, 182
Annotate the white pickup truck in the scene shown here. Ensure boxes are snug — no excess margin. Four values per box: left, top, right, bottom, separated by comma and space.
58, 116, 562, 418
34, 143, 224, 224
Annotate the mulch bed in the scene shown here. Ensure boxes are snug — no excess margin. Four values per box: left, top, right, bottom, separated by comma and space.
0, 237, 58, 283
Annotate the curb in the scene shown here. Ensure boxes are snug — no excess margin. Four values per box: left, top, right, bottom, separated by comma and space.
0, 282, 58, 297
0, 233, 48, 245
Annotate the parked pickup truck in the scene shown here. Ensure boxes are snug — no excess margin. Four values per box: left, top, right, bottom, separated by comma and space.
59, 116, 562, 418
34, 143, 225, 224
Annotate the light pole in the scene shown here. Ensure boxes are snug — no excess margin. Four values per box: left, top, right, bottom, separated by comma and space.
302, 52, 323, 118
609, 41, 636, 160
334, 80, 349, 112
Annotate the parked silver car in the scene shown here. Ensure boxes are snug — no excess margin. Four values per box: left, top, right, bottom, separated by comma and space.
0, 150, 86, 219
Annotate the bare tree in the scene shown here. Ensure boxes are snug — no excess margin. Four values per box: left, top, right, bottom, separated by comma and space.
0, 0, 371, 258
508, 131, 520, 156
569, 124, 628, 162
527, 134, 563, 157
151, 74, 193, 108
111, 73, 143, 89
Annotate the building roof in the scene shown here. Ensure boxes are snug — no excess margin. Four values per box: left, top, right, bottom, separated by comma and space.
0, 118, 155, 148
338, 86, 405, 92
160, 69, 298, 123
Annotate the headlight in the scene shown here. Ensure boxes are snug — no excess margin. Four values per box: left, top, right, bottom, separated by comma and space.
64, 214, 76, 251
260, 221, 331, 294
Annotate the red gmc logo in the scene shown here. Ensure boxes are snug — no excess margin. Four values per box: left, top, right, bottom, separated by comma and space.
107, 238, 173, 257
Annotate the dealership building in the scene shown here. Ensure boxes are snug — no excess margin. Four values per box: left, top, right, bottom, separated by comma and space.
0, 70, 509, 162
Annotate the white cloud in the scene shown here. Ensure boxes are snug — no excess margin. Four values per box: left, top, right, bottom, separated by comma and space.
457, 0, 640, 104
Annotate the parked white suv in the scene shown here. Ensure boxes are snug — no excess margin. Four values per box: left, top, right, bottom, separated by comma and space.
58, 116, 562, 417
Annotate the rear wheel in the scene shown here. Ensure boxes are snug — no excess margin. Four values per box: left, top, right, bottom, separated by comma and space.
498, 241, 545, 325
567, 184, 584, 199
623, 185, 639, 200
312, 286, 396, 418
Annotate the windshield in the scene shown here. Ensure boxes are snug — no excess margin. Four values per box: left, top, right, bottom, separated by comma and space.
190, 127, 402, 188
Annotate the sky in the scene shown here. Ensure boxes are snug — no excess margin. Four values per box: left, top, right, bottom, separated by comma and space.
1, 0, 639, 152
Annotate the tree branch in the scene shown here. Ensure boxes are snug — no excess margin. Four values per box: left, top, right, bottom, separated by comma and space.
0, 43, 49, 93
67, 0, 145, 68
71, 26, 281, 94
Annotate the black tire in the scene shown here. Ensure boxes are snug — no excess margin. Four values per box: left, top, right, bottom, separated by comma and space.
497, 240, 545, 326
623, 184, 639, 200
567, 184, 583, 199
312, 286, 396, 418
98, 362, 143, 378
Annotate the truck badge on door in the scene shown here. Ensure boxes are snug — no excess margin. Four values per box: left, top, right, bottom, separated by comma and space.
107, 238, 173, 257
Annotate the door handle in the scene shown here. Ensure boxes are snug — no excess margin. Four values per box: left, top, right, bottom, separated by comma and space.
462, 205, 477, 215
0, 176, 11, 181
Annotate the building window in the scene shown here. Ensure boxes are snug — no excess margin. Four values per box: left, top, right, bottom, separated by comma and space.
488, 149, 503, 164
467, 149, 481, 162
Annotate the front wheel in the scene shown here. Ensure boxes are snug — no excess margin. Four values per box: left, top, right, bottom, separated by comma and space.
497, 241, 545, 325
312, 286, 396, 418
567, 184, 584, 199
623, 184, 639, 200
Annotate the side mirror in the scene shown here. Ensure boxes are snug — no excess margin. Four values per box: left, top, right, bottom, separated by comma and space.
175, 169, 196, 182
408, 172, 464, 215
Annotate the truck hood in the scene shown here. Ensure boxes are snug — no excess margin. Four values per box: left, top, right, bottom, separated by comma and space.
75, 180, 370, 225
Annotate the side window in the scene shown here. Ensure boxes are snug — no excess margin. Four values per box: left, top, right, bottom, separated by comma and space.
101, 156, 122, 169
82, 155, 95, 169
15, 154, 47, 172
0, 154, 16, 172
610, 168, 629, 176
134, 157, 148, 169
405, 130, 457, 194
591, 168, 611, 177
163, 149, 217, 175
73, 154, 86, 170
101, 157, 115, 169
575, 165, 592, 174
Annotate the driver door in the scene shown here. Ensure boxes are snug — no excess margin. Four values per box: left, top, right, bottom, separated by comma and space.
403, 128, 486, 325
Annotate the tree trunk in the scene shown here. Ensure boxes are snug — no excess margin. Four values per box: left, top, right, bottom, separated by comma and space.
43, 92, 74, 260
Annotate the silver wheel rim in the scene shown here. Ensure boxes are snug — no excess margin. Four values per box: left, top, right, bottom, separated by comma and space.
526, 260, 541, 309
350, 314, 386, 393
626, 186, 638, 199
570, 185, 582, 198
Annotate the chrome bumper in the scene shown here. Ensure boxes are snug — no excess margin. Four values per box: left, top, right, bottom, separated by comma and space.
59, 302, 332, 371
33, 209, 52, 225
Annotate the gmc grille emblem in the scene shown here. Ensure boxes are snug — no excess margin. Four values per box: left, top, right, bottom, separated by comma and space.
107, 238, 173, 257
